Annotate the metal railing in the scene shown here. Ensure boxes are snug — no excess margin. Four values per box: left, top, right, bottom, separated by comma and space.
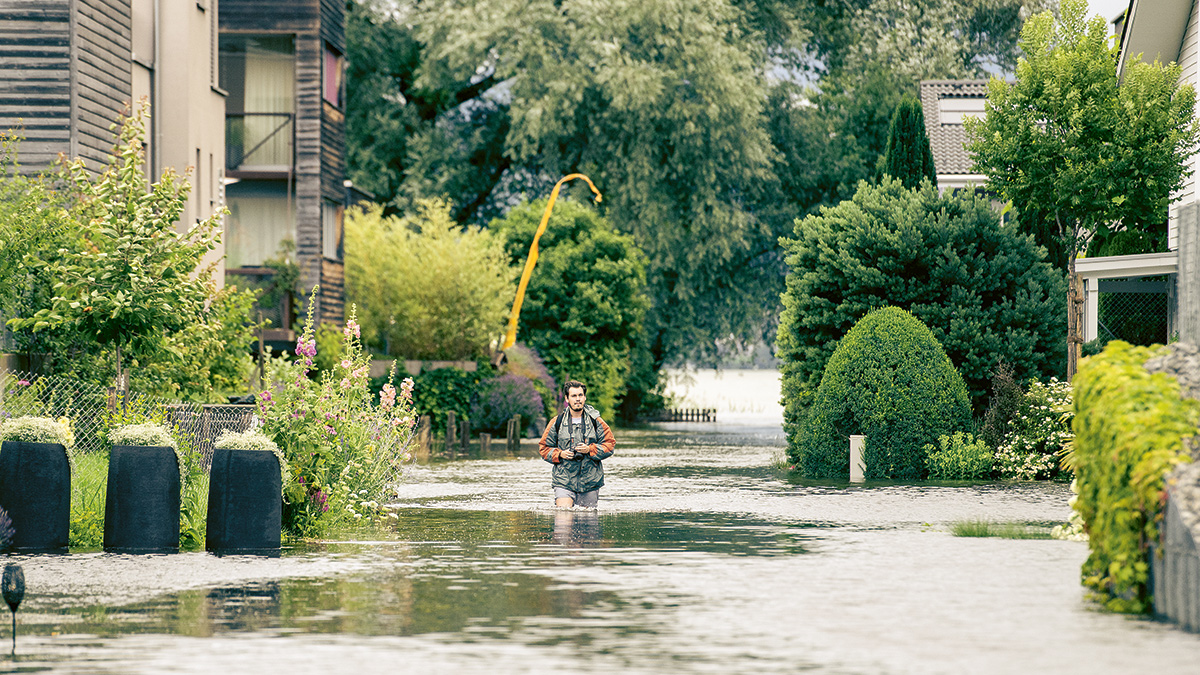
225, 112, 294, 171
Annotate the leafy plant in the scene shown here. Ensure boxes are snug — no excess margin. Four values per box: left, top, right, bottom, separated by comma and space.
924, 432, 993, 480
792, 307, 971, 479
981, 362, 1024, 450
344, 200, 514, 361
69, 452, 108, 550
410, 366, 481, 436
994, 378, 1072, 481
0, 415, 74, 449
0, 506, 12, 552
214, 428, 290, 494
6, 103, 222, 390
1070, 341, 1199, 613
257, 298, 417, 538
471, 374, 544, 436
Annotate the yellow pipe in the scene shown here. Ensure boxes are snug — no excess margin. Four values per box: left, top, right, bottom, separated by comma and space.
500, 173, 601, 351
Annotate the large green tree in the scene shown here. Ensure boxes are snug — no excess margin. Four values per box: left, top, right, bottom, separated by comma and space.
966, 0, 1198, 377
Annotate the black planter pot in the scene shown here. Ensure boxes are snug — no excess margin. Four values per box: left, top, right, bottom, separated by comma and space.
104, 445, 180, 554
0, 440, 70, 552
206, 447, 282, 555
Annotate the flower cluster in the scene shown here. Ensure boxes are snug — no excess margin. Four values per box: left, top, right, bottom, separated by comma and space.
994, 378, 1073, 480
256, 294, 416, 537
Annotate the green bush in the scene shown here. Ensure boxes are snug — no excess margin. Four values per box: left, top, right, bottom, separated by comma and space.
924, 432, 993, 480
993, 378, 1073, 480
1070, 341, 1199, 613
410, 366, 482, 435
777, 179, 1065, 445
344, 200, 515, 360
491, 198, 650, 419
793, 307, 971, 479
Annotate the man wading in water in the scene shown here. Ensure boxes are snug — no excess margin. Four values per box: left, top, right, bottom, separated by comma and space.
538, 380, 615, 508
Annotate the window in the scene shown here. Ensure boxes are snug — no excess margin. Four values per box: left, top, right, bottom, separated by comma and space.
323, 43, 344, 108
225, 180, 293, 268
938, 96, 986, 125
323, 200, 343, 260
220, 35, 295, 170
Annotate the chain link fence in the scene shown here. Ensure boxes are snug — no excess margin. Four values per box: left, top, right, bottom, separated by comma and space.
1096, 277, 1170, 347
0, 368, 256, 462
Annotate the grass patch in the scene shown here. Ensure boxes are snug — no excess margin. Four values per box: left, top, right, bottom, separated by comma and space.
949, 519, 1053, 539
70, 451, 109, 551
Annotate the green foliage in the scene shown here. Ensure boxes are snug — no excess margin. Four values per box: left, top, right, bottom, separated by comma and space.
924, 432, 993, 480
492, 199, 650, 419
1070, 341, 1198, 613
981, 362, 1024, 451
793, 307, 971, 479
257, 301, 417, 538
313, 321, 345, 376
410, 367, 481, 436
777, 179, 1065, 428
0, 415, 74, 450
345, 200, 514, 361
6, 104, 221, 385
881, 97, 936, 189
69, 452, 108, 550
994, 378, 1073, 480
949, 519, 1052, 539
966, 0, 1199, 270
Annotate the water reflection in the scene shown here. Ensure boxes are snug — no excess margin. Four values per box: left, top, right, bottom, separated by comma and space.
552, 510, 602, 547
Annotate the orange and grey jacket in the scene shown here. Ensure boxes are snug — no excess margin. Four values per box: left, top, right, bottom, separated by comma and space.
538, 405, 615, 493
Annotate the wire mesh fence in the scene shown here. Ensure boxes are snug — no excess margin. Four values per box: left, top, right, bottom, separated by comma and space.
0, 368, 257, 463
1096, 278, 1169, 346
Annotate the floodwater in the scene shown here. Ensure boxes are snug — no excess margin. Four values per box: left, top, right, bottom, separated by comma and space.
5, 420, 1200, 674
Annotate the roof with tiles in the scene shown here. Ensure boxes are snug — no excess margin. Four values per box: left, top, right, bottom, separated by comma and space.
918, 80, 990, 176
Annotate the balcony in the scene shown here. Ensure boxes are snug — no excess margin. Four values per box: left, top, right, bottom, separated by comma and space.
225, 112, 293, 175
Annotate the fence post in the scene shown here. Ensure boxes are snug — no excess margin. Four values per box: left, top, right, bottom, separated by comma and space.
446, 411, 457, 448
506, 418, 518, 453
460, 417, 471, 454
107, 387, 117, 414
849, 435, 865, 483
479, 432, 491, 452
417, 415, 431, 456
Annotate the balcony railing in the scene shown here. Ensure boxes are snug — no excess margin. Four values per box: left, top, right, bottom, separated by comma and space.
225, 112, 294, 172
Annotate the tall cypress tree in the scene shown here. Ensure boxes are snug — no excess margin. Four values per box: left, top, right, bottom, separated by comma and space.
882, 97, 937, 189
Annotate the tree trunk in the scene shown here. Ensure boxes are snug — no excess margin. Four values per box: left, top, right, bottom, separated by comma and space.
1066, 258, 1084, 381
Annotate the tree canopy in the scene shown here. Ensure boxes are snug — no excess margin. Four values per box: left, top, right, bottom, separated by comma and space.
881, 97, 936, 189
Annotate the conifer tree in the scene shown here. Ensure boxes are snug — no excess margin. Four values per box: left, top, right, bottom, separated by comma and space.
881, 97, 937, 189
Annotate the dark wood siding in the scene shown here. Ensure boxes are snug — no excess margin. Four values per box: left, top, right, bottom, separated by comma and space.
218, 0, 317, 33
0, 1, 73, 171
320, 258, 344, 326
73, 0, 131, 172
221, 0, 344, 325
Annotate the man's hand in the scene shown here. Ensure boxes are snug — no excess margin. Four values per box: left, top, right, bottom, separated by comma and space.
574, 442, 589, 456
560, 448, 575, 460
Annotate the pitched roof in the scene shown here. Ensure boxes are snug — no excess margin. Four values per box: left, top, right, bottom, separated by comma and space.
919, 80, 989, 176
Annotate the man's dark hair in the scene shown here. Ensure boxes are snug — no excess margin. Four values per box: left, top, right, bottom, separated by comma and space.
563, 380, 587, 396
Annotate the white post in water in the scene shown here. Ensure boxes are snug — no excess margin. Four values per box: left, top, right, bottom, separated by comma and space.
849, 435, 865, 483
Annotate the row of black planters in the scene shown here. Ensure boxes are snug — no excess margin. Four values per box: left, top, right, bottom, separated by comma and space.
0, 441, 281, 555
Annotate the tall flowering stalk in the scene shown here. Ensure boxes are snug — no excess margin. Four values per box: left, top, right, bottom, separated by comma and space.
257, 291, 416, 537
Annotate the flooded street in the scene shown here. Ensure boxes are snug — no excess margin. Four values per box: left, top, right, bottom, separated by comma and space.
5, 407, 1200, 672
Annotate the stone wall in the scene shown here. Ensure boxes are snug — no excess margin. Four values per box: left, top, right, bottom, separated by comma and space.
1144, 342, 1200, 630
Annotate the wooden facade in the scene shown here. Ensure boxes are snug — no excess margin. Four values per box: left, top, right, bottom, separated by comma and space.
220, 0, 345, 328
0, 0, 131, 173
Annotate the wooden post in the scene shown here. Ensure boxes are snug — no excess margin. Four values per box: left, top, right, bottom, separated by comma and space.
480, 432, 491, 452
506, 418, 518, 453
460, 417, 471, 454
446, 411, 457, 448
107, 387, 118, 414
416, 416, 431, 459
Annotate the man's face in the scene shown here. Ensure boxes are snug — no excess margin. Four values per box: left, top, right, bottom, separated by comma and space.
566, 386, 586, 412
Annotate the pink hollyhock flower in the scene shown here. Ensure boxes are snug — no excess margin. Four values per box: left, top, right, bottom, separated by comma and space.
341, 359, 352, 369
340, 378, 351, 389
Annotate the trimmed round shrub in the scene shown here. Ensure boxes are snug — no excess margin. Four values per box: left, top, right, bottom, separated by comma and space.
794, 307, 971, 479
471, 375, 544, 436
